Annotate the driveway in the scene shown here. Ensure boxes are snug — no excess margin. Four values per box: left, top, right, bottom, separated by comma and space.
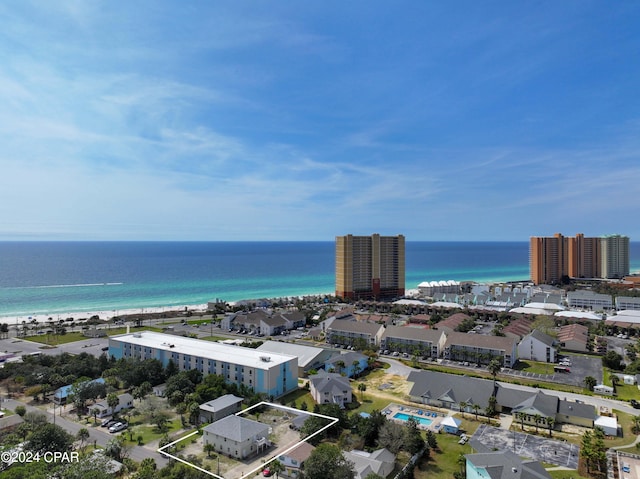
378, 358, 414, 377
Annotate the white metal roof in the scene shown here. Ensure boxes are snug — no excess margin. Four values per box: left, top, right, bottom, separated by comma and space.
110, 331, 296, 369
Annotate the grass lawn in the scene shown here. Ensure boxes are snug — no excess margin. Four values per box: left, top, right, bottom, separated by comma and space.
279, 388, 315, 410
601, 369, 640, 402
514, 360, 555, 375
122, 418, 185, 446
548, 470, 590, 479
26, 326, 166, 345
27, 331, 90, 345
414, 428, 474, 479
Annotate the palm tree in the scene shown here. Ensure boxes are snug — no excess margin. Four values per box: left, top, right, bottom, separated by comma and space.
472, 404, 480, 420
358, 383, 367, 402
611, 375, 620, 393
517, 412, 526, 431
488, 358, 502, 385
459, 401, 467, 418
352, 360, 361, 378
546, 417, 555, 437
335, 360, 346, 375
533, 414, 542, 434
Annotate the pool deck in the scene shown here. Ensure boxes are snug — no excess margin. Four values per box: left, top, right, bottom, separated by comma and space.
382, 402, 448, 432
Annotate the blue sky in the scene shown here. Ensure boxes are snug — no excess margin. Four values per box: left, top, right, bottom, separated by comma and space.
1, 1, 639, 241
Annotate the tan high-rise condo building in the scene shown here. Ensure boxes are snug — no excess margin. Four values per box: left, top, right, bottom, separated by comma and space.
530, 232, 629, 285
336, 234, 405, 300
601, 234, 630, 279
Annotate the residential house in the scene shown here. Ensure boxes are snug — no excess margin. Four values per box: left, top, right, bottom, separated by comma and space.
325, 319, 385, 349
465, 450, 552, 479
517, 330, 557, 363
53, 377, 106, 406
153, 383, 167, 397
277, 442, 315, 478
88, 393, 134, 418
199, 394, 243, 424
343, 448, 396, 479
203, 415, 270, 460
309, 371, 352, 408
325, 351, 368, 378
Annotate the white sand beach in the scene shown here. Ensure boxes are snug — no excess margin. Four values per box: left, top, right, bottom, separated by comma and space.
0, 304, 210, 326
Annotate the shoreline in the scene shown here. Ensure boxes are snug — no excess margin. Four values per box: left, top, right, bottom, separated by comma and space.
0, 304, 210, 325
0, 291, 335, 325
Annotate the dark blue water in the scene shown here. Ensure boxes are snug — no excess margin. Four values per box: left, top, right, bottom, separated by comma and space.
0, 241, 638, 318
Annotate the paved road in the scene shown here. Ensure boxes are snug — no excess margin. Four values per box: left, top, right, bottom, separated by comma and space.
2, 398, 169, 467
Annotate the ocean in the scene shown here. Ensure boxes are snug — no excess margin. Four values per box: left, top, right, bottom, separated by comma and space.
0, 241, 638, 319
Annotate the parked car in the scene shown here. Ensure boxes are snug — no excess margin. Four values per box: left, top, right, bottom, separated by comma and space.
101, 419, 116, 428
630, 399, 640, 409
109, 422, 128, 433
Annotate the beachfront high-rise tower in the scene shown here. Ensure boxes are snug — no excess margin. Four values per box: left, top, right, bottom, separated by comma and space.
335, 234, 405, 300
601, 234, 630, 279
530, 232, 630, 284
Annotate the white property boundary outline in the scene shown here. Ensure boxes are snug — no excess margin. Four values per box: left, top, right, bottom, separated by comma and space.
157, 401, 339, 479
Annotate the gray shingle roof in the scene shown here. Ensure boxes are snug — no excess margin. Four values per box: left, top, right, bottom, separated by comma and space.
466, 450, 552, 479
407, 370, 495, 408
203, 415, 269, 442
309, 371, 351, 394
199, 394, 243, 413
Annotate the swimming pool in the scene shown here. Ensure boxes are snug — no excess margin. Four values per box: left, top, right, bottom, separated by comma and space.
393, 412, 433, 426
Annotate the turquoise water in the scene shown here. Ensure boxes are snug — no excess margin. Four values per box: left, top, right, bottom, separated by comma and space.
393, 412, 433, 426
0, 241, 638, 318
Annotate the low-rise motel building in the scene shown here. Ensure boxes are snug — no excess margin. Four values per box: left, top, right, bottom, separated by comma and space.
108, 331, 298, 398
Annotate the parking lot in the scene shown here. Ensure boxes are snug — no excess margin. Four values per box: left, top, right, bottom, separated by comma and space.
472, 424, 579, 469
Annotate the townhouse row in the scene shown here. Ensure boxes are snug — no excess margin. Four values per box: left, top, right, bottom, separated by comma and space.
325, 319, 561, 367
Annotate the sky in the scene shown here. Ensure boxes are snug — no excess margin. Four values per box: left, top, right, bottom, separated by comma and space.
1, 1, 639, 241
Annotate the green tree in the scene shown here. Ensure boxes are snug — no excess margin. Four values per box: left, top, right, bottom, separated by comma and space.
26, 423, 74, 454
203, 442, 215, 458
300, 443, 355, 479
270, 459, 285, 479
76, 427, 90, 451
459, 401, 467, 418
14, 405, 26, 417
546, 417, 555, 438
377, 421, 405, 454
533, 414, 542, 434
404, 416, 425, 454
487, 358, 502, 385
584, 376, 597, 391
107, 392, 120, 414
471, 403, 480, 420
358, 383, 367, 401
